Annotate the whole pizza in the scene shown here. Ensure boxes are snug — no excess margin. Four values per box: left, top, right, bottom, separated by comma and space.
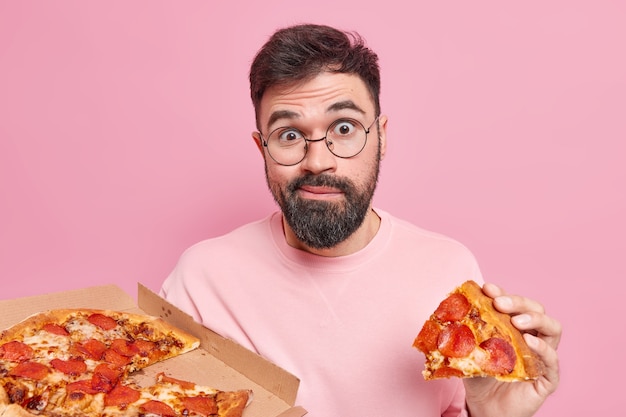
0, 309, 251, 416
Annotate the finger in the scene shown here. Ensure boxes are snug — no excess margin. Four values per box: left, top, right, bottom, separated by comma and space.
493, 294, 546, 315
512, 312, 562, 349
524, 333, 560, 395
482, 283, 562, 349
482, 283, 546, 315
481, 282, 505, 298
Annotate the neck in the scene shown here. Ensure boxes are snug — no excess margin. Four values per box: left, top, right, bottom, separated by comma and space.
282, 207, 381, 257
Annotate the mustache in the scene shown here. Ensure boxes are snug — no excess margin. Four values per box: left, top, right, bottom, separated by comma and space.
287, 174, 354, 194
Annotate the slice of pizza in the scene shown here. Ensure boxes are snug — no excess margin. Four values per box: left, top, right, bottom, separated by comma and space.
0, 309, 201, 373
413, 280, 545, 381
149, 372, 251, 417
100, 372, 252, 417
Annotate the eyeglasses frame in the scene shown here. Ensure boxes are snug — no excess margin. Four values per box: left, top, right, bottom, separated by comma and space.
259, 116, 380, 166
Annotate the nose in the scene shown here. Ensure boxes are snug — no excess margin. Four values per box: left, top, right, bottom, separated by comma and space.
299, 135, 337, 174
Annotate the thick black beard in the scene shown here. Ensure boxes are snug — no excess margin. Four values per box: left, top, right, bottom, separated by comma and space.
273, 171, 378, 249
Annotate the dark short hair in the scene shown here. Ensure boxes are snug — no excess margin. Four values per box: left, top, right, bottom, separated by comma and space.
249, 24, 381, 129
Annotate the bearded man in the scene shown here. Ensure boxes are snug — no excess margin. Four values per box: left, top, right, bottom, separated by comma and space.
160, 24, 561, 417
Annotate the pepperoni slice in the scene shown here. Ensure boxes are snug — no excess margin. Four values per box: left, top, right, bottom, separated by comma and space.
104, 384, 141, 408
91, 363, 122, 393
434, 293, 471, 322
42, 323, 70, 336
67, 380, 100, 396
413, 319, 441, 352
9, 361, 49, 380
87, 313, 118, 330
72, 339, 107, 360
157, 372, 196, 390
50, 358, 87, 376
103, 348, 133, 367
0, 341, 34, 362
480, 337, 517, 374
139, 400, 177, 417
182, 396, 218, 415
132, 339, 157, 357
110, 339, 139, 357
438, 323, 476, 358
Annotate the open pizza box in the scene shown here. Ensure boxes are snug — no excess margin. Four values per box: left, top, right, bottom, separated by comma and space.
0, 283, 308, 417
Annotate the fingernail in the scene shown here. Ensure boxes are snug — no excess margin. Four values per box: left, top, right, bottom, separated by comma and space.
525, 334, 539, 348
496, 296, 513, 308
513, 314, 531, 326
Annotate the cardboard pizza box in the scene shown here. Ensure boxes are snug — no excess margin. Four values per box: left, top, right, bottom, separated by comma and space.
0, 284, 307, 417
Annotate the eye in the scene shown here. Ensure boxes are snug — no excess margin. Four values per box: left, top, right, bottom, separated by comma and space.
331, 120, 357, 137
274, 128, 304, 144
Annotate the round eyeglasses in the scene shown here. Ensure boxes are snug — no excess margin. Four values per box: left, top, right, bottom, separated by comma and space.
259, 117, 379, 166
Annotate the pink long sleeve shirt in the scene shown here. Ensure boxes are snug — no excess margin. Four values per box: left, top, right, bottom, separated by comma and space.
160, 209, 482, 416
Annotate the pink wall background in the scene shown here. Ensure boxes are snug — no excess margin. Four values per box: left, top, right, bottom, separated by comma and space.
1, 1, 624, 415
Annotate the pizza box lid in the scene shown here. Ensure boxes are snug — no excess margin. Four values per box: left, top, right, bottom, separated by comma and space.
0, 283, 308, 417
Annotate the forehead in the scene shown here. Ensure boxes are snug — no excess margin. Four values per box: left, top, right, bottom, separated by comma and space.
258, 72, 375, 130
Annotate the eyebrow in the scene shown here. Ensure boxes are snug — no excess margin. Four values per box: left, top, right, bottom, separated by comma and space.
267, 110, 300, 129
266, 100, 367, 130
327, 100, 366, 115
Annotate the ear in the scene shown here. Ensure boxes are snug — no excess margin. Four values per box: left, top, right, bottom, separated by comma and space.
252, 131, 266, 158
377, 115, 388, 160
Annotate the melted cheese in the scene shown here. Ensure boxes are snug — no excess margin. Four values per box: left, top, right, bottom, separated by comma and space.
22, 332, 70, 360
426, 346, 490, 377
65, 317, 128, 341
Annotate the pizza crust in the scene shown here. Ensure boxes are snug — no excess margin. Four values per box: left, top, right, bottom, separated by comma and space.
458, 281, 545, 380
217, 390, 251, 417
1, 403, 41, 417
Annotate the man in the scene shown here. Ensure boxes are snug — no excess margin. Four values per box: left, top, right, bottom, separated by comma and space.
160, 24, 561, 416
